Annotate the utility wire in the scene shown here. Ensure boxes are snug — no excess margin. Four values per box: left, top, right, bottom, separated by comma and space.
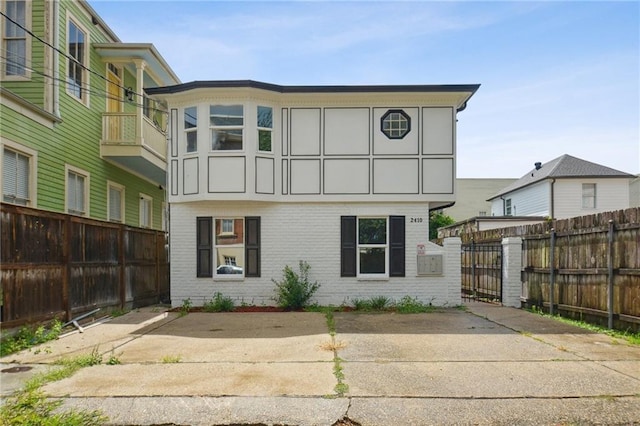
0, 10, 161, 103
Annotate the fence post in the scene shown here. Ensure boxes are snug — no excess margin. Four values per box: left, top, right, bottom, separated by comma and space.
62, 215, 71, 321
501, 237, 522, 308
607, 220, 615, 329
119, 225, 126, 310
471, 239, 476, 300
549, 228, 555, 316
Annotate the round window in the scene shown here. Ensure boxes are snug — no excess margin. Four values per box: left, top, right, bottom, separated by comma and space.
381, 109, 410, 139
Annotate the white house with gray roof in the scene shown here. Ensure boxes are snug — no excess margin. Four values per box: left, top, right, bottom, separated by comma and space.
488, 154, 634, 219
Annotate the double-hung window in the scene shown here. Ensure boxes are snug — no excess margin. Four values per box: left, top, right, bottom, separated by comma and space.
139, 194, 152, 228
2, 147, 30, 205
184, 106, 197, 153
582, 183, 596, 209
2, 0, 29, 78
210, 105, 243, 151
67, 166, 89, 215
67, 18, 87, 102
197, 216, 261, 278
257, 106, 273, 152
505, 199, 512, 216
341, 216, 405, 278
108, 182, 124, 223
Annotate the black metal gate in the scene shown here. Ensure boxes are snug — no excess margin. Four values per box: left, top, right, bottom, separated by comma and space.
461, 241, 503, 303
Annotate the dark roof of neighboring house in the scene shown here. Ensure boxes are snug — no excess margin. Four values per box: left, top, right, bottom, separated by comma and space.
488, 154, 634, 200
146, 80, 480, 98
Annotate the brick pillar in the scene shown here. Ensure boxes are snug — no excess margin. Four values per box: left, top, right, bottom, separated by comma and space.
502, 237, 522, 308
443, 237, 462, 306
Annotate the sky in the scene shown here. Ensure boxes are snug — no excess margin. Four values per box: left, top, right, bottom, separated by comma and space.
89, 0, 640, 178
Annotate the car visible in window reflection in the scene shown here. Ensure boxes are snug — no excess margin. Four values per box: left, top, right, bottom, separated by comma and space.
216, 265, 243, 274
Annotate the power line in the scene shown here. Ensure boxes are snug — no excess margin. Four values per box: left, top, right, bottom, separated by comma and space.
0, 10, 158, 104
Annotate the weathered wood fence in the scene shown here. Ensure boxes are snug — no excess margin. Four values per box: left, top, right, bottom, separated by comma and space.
1, 203, 169, 329
458, 208, 640, 331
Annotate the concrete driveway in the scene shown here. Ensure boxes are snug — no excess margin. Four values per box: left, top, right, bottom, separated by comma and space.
1, 303, 639, 425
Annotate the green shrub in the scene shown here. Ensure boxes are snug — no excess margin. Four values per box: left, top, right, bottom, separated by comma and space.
272, 261, 321, 310
0, 320, 63, 357
204, 292, 235, 312
352, 296, 391, 311
394, 296, 435, 313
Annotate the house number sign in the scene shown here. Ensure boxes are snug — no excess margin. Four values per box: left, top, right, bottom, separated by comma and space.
410, 217, 423, 223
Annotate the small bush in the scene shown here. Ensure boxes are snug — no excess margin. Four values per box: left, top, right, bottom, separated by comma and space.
272, 261, 321, 310
204, 293, 235, 312
352, 296, 391, 311
179, 298, 192, 316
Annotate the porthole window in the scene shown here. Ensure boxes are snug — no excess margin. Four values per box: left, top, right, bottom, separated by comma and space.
381, 109, 410, 139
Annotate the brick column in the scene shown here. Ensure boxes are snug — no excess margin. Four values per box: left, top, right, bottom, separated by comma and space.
502, 237, 522, 308
443, 237, 462, 306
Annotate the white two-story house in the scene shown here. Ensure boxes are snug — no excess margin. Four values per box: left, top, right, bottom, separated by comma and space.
488, 154, 634, 219
147, 80, 479, 307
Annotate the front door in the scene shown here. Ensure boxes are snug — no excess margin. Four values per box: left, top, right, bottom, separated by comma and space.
106, 64, 122, 141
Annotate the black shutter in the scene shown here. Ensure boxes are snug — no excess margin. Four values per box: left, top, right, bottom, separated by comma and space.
197, 217, 212, 277
389, 215, 405, 277
341, 216, 357, 277
245, 217, 260, 277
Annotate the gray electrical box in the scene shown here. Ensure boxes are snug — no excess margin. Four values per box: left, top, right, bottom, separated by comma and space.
417, 254, 443, 276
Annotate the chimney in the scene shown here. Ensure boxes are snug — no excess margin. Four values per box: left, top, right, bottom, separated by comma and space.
534, 162, 542, 170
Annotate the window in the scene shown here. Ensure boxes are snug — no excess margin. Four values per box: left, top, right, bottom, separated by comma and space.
341, 216, 405, 277
2, 0, 28, 78
215, 218, 244, 275
582, 183, 596, 209
381, 109, 410, 139
210, 105, 243, 150
66, 166, 89, 215
107, 182, 124, 223
2, 147, 30, 205
184, 106, 197, 153
257, 106, 272, 152
139, 194, 152, 228
505, 199, 512, 216
67, 19, 87, 101
196, 216, 260, 278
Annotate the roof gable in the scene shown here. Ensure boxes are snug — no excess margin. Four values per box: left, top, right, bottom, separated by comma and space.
488, 154, 633, 200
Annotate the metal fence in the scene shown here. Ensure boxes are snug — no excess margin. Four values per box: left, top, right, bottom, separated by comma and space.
1, 203, 169, 329
461, 241, 503, 303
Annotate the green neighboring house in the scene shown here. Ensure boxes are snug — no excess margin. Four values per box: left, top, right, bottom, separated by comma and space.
0, 0, 179, 230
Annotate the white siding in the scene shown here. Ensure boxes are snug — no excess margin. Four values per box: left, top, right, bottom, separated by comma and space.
490, 180, 550, 217
170, 202, 461, 308
554, 178, 631, 219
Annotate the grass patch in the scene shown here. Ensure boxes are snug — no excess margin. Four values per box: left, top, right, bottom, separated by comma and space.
0, 348, 106, 425
394, 296, 436, 314
0, 320, 64, 357
528, 308, 640, 346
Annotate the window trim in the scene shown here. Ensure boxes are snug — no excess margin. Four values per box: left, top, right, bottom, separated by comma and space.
139, 193, 153, 228
582, 183, 596, 209
184, 106, 198, 153
107, 181, 125, 223
1, 0, 31, 80
65, 164, 89, 216
381, 109, 411, 140
257, 105, 273, 153
1, 139, 37, 206
210, 104, 244, 152
66, 14, 90, 106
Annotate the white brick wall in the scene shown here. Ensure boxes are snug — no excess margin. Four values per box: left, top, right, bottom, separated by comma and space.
169, 201, 461, 308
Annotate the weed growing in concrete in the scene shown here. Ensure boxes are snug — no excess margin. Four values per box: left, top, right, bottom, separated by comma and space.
161, 355, 182, 363
203, 292, 235, 312
272, 261, 320, 310
0, 351, 107, 425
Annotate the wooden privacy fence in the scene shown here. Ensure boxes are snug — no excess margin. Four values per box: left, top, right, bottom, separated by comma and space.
459, 208, 640, 331
1, 203, 169, 329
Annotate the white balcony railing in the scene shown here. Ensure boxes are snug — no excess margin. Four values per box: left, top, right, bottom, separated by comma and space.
101, 113, 166, 160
